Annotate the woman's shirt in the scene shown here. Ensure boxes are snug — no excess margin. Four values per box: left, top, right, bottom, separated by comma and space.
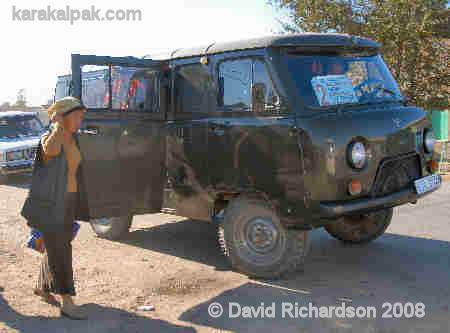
40, 123, 82, 193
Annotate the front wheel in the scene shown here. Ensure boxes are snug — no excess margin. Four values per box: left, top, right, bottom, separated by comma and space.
218, 198, 310, 279
324, 208, 393, 244
89, 215, 133, 240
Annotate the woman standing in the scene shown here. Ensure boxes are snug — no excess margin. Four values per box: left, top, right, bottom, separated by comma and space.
28, 97, 88, 320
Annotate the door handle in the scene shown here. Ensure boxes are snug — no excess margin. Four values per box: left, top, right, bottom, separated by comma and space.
209, 125, 226, 136
213, 128, 225, 136
79, 127, 100, 135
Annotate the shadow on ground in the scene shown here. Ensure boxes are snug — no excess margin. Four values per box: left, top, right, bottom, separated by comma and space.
177, 229, 450, 332
118, 218, 232, 271
0, 289, 196, 333
116, 220, 449, 332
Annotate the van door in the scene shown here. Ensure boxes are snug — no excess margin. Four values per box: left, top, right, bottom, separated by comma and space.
209, 56, 305, 223
164, 61, 215, 221
71, 54, 166, 218
118, 68, 169, 215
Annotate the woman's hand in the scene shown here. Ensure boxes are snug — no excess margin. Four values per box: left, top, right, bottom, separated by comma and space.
50, 112, 64, 125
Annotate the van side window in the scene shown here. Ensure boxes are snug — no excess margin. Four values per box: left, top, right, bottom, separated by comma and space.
81, 66, 109, 109
55, 76, 71, 100
218, 58, 279, 112
218, 59, 252, 110
120, 69, 160, 112
80, 66, 160, 112
175, 64, 216, 113
252, 59, 280, 113
111, 68, 159, 112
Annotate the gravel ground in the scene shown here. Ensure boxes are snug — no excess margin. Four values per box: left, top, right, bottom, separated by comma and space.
1, 173, 449, 333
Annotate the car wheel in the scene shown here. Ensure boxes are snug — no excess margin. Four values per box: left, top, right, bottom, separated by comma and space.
89, 215, 133, 240
324, 208, 393, 244
218, 198, 310, 279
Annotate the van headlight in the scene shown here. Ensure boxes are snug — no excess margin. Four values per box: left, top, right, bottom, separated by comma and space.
348, 142, 367, 169
424, 129, 436, 153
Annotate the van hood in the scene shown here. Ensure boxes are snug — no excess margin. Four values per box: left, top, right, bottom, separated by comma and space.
298, 104, 430, 203
334, 105, 428, 155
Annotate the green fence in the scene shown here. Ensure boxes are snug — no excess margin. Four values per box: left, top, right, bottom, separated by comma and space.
429, 110, 449, 173
430, 110, 449, 141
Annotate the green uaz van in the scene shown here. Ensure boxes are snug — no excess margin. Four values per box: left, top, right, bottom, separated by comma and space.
56, 33, 441, 279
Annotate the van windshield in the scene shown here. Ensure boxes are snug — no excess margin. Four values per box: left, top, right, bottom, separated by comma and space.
0, 117, 44, 140
285, 54, 403, 109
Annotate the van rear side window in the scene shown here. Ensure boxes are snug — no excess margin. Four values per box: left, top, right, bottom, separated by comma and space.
79, 65, 160, 112
81, 65, 109, 109
174, 64, 216, 113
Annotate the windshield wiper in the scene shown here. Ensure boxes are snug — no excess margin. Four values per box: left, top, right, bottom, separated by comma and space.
306, 100, 383, 111
306, 99, 401, 113
373, 84, 397, 97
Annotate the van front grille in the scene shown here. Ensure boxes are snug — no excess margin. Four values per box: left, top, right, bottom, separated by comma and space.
370, 154, 421, 197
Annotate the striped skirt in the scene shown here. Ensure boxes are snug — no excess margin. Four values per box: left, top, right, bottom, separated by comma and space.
36, 192, 78, 296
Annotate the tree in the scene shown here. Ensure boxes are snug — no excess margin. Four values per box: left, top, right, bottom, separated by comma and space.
0, 102, 11, 111
269, 0, 449, 110
14, 89, 27, 108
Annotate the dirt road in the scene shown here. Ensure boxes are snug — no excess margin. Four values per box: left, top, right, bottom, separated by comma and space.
1, 174, 449, 332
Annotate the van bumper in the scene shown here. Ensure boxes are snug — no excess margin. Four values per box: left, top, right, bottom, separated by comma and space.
319, 181, 441, 219
0, 160, 34, 176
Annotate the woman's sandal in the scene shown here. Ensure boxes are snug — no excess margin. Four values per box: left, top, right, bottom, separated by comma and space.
33, 288, 60, 307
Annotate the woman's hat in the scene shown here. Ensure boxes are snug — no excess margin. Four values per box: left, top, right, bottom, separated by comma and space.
48, 97, 86, 119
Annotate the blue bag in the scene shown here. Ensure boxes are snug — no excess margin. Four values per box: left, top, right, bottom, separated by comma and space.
27, 221, 81, 253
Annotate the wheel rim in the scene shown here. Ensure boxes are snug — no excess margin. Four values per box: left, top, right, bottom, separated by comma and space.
245, 218, 278, 254
234, 216, 286, 267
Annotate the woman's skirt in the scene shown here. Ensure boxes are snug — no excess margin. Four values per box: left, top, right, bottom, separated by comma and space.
36, 192, 78, 296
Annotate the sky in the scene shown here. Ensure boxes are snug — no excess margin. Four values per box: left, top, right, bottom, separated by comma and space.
0, 0, 284, 106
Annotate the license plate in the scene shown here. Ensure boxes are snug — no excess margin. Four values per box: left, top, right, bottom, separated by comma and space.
414, 174, 441, 195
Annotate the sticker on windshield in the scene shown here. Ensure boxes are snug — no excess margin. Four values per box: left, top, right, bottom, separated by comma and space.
311, 75, 358, 106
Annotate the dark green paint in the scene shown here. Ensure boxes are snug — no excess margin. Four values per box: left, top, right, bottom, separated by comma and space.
68, 34, 439, 229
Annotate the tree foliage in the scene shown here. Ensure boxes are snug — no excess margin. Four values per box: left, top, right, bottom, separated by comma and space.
270, 0, 449, 109
14, 88, 27, 108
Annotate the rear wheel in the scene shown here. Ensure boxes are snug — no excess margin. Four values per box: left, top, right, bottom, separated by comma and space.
218, 198, 310, 279
89, 215, 133, 240
324, 208, 393, 244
